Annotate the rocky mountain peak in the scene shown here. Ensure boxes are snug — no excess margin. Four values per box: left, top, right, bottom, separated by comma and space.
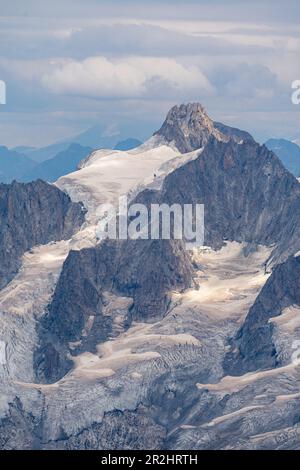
167, 102, 210, 125
154, 102, 226, 153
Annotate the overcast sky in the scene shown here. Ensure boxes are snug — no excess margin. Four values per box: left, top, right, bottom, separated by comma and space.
0, 0, 299, 147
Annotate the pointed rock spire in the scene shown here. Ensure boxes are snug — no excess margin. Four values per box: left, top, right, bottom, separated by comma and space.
154, 102, 226, 153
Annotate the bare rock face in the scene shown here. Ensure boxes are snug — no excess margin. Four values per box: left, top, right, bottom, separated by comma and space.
35, 238, 193, 382
137, 136, 300, 262
60, 407, 166, 450
0, 180, 85, 289
224, 255, 300, 375
0, 398, 42, 450
154, 103, 226, 152
213, 121, 255, 143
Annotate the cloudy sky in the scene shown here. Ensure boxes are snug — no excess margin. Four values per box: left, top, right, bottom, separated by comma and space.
0, 0, 299, 147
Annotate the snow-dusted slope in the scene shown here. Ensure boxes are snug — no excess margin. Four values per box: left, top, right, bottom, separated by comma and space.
56, 144, 178, 216
54, 139, 203, 254
56, 141, 201, 221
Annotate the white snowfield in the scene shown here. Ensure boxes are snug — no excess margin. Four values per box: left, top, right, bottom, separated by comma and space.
55, 138, 202, 250
72, 324, 201, 381
56, 138, 201, 225
56, 143, 179, 217
196, 361, 300, 395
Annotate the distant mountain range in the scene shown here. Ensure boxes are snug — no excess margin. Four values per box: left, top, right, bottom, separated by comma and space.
21, 143, 93, 183
0, 129, 143, 184
265, 138, 300, 177
114, 138, 142, 151
25, 125, 143, 163
0, 146, 36, 183
11, 146, 36, 156
25, 125, 117, 163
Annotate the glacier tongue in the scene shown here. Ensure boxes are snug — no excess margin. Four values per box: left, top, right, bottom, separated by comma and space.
5, 241, 275, 448
0, 241, 70, 384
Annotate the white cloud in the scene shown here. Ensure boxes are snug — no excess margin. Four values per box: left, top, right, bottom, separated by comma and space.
41, 56, 214, 99
1, 1, 299, 147
209, 63, 278, 99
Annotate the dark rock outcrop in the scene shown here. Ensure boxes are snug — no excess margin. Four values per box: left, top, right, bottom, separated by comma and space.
0, 398, 41, 450
224, 255, 300, 375
60, 407, 166, 450
138, 136, 300, 260
35, 238, 193, 382
0, 179, 85, 288
214, 121, 255, 143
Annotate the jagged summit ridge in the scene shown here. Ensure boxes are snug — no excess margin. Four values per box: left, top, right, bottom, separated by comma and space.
154, 102, 255, 153
154, 102, 226, 153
